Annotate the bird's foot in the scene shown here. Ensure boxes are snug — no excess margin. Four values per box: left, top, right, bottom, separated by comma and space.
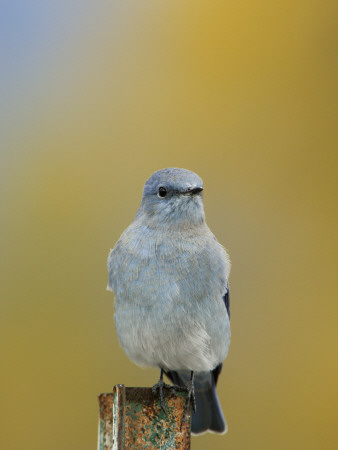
152, 377, 176, 414
152, 369, 196, 428
181, 373, 196, 429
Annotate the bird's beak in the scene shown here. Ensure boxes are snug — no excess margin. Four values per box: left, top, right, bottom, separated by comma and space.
185, 186, 204, 195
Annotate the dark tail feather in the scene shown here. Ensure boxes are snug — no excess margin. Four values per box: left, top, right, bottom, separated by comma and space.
193, 381, 227, 434
165, 370, 227, 435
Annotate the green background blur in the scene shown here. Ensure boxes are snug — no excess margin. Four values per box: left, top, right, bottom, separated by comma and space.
1, 1, 337, 449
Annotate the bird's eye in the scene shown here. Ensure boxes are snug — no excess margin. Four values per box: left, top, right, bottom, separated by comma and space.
157, 187, 167, 198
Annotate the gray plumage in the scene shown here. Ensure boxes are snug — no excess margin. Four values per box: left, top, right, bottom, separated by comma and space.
107, 168, 231, 434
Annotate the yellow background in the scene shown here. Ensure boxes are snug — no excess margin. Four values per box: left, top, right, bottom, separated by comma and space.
1, 1, 337, 449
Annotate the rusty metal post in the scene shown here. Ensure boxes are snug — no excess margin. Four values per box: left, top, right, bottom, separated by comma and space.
98, 384, 191, 449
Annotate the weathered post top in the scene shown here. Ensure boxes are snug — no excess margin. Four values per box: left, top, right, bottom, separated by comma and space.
98, 384, 191, 449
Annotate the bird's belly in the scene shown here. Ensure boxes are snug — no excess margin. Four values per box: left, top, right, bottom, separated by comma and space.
114, 297, 230, 371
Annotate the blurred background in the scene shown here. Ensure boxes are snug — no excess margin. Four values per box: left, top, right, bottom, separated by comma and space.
1, 1, 337, 449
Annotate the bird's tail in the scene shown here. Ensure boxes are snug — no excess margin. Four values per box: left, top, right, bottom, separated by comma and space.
165, 370, 227, 435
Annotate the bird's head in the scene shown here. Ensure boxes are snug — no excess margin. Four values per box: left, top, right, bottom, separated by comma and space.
138, 168, 205, 227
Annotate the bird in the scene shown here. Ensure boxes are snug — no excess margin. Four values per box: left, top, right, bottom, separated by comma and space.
107, 167, 231, 435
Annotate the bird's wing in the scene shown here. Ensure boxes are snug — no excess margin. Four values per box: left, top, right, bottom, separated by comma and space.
212, 284, 230, 384
223, 283, 230, 319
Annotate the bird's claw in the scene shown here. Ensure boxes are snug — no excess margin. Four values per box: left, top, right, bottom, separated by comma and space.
180, 379, 196, 429
152, 370, 196, 429
152, 378, 174, 414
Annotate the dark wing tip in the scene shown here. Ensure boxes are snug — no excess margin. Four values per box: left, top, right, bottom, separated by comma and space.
223, 284, 230, 319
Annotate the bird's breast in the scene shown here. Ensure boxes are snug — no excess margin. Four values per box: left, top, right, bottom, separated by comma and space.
108, 223, 228, 310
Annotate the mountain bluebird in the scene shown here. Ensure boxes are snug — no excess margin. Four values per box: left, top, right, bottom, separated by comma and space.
107, 168, 231, 434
